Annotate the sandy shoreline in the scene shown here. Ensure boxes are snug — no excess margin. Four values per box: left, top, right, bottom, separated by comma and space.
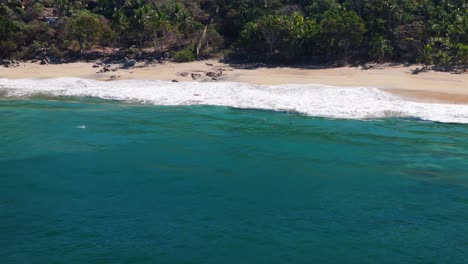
1, 59, 466, 104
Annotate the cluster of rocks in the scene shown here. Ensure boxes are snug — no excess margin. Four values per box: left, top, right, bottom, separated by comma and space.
206, 71, 223, 78
195, 70, 223, 80
132, 52, 169, 63
176, 70, 224, 81
2, 60, 21, 68
102, 51, 170, 65
93, 62, 119, 73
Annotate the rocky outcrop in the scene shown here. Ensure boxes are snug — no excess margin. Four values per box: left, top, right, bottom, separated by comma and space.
93, 63, 119, 73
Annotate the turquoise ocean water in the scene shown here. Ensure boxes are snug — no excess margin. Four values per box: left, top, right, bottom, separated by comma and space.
1, 97, 468, 263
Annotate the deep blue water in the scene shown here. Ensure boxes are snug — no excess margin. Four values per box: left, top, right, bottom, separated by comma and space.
1, 98, 468, 263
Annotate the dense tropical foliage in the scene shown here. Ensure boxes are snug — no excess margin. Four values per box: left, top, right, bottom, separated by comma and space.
0, 0, 466, 68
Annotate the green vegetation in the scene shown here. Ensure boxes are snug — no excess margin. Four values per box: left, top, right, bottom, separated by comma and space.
173, 48, 196, 62
70, 10, 103, 53
0, 0, 466, 69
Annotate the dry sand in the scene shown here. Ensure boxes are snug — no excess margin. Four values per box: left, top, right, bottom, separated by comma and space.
1, 59, 466, 104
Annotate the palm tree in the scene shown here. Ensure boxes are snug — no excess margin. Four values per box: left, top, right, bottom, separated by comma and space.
172, 3, 196, 38
110, 9, 129, 51
125, 0, 150, 51
146, 9, 170, 52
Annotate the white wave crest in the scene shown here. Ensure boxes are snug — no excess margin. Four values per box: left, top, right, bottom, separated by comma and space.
1, 77, 467, 123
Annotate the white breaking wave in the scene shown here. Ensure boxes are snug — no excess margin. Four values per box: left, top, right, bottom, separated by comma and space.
1, 77, 468, 124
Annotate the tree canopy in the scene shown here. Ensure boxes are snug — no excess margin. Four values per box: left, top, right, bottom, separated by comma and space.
0, 0, 466, 69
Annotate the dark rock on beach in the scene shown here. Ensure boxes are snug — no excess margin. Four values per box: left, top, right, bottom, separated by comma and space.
40, 52, 50, 65
123, 59, 137, 68
2, 60, 21, 68
206, 71, 222, 78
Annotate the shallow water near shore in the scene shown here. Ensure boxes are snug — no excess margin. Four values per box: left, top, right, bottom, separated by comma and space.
1, 98, 468, 263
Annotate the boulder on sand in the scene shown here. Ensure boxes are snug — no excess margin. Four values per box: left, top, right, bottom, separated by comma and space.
123, 59, 136, 68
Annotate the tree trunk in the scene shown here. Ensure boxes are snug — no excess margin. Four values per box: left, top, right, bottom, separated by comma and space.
267, 42, 273, 61
79, 40, 83, 55
153, 29, 158, 52
196, 17, 213, 58
139, 35, 143, 52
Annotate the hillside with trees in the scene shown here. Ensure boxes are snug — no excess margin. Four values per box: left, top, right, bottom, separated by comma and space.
0, 0, 466, 70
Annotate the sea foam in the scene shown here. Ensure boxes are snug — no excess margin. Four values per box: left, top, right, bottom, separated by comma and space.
1, 77, 467, 124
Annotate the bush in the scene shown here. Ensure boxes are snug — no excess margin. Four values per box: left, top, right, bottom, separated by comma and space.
173, 48, 196, 62
368, 35, 393, 62
70, 10, 102, 52
0, 41, 17, 58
